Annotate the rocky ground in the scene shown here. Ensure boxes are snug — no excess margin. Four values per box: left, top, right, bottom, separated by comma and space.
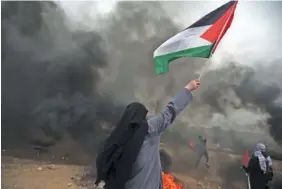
2, 155, 86, 189
1, 154, 221, 189
2, 143, 281, 189
1, 138, 99, 189
0, 148, 236, 189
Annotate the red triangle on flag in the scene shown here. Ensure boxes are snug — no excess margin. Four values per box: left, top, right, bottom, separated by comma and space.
200, 1, 238, 52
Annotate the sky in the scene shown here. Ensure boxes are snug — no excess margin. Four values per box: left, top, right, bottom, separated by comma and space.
162, 1, 282, 67
59, 0, 282, 68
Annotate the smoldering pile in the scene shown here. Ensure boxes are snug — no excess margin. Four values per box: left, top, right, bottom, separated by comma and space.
1, 1, 124, 153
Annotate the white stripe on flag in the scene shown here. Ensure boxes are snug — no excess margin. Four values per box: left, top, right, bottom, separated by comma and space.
154, 25, 212, 57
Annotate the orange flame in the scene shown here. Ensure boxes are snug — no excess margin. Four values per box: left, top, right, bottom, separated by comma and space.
162, 172, 183, 189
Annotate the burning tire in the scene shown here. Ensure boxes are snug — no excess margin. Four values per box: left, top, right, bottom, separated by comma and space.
160, 149, 172, 173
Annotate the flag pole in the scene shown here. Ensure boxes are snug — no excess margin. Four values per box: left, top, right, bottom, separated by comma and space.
197, 1, 237, 80
197, 58, 211, 80
247, 173, 251, 189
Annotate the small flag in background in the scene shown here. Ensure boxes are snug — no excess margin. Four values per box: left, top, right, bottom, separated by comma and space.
153, 1, 238, 75
243, 150, 251, 189
243, 150, 249, 167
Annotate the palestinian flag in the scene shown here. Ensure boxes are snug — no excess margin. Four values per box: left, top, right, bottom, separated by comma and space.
154, 0, 238, 74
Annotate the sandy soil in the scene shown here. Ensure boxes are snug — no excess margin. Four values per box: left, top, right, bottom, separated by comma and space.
2, 155, 86, 189
0, 147, 235, 189
1, 155, 221, 189
1, 138, 97, 189
2, 143, 281, 189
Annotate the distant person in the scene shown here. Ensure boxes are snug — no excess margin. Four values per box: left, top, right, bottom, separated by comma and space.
243, 143, 274, 189
195, 135, 209, 168
95, 79, 200, 189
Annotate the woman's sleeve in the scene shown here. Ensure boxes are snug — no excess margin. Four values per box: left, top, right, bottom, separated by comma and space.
147, 88, 193, 136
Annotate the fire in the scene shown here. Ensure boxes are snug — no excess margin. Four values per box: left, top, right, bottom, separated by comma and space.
162, 172, 183, 189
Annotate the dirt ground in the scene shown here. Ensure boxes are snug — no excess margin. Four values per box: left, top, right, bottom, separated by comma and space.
2, 143, 281, 189
0, 146, 239, 189
1, 154, 221, 189
2, 155, 86, 189
1, 138, 98, 189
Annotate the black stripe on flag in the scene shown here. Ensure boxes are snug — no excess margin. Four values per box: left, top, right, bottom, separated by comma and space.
186, 1, 237, 29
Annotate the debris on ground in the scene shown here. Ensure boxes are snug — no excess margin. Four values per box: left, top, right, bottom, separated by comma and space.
46, 164, 56, 170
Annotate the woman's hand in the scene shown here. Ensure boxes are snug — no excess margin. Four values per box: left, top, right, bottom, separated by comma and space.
185, 79, 200, 91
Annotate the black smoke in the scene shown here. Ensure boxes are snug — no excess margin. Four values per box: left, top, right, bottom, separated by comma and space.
1, 1, 124, 152
1, 1, 181, 156
201, 61, 282, 147
234, 67, 282, 146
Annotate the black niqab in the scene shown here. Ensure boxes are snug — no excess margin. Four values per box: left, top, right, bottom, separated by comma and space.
95, 102, 148, 189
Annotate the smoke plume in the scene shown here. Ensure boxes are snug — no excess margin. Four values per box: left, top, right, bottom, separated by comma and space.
2, 2, 282, 188
2, 1, 282, 153
235, 64, 282, 146
1, 1, 124, 152
1, 1, 184, 153
200, 59, 282, 147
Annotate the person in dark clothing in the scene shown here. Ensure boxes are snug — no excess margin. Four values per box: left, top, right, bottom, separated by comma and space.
243, 143, 274, 189
95, 79, 200, 189
95, 102, 149, 189
195, 135, 209, 168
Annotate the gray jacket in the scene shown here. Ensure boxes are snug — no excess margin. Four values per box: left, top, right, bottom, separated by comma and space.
125, 88, 193, 189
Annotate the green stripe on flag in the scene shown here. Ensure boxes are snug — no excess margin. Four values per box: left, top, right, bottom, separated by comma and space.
154, 45, 213, 75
